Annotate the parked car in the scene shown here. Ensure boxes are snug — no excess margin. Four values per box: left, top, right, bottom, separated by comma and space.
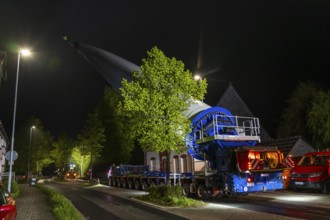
0, 187, 16, 220
288, 151, 330, 193
29, 177, 37, 186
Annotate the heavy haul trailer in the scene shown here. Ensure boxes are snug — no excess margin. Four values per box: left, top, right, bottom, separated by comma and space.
108, 106, 287, 199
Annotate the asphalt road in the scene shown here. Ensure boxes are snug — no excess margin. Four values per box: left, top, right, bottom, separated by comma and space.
45, 181, 188, 220
44, 180, 330, 220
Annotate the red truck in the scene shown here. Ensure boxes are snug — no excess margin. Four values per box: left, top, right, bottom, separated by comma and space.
288, 151, 330, 193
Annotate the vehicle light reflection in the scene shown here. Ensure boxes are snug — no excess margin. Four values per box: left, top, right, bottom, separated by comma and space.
207, 203, 237, 209
275, 195, 320, 202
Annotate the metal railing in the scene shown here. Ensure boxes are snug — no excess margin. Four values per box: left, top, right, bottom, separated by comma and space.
194, 114, 261, 143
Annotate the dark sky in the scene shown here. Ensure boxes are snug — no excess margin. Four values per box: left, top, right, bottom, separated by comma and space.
0, 0, 329, 139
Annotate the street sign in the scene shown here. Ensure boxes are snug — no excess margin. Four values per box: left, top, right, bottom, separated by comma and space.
5, 151, 18, 161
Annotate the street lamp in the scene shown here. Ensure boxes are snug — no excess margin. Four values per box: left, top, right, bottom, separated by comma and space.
8, 49, 31, 193
194, 74, 201, 81
27, 126, 35, 181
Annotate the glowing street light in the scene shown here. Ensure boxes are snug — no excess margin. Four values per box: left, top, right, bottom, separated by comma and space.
27, 126, 35, 180
8, 49, 31, 192
194, 74, 201, 81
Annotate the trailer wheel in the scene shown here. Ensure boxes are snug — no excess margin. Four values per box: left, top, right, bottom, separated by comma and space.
182, 184, 191, 197
118, 180, 124, 188
114, 178, 119, 187
117, 179, 121, 187
196, 185, 208, 199
323, 180, 330, 194
128, 180, 133, 189
150, 181, 156, 188
122, 180, 127, 188
141, 181, 148, 191
223, 191, 234, 198
134, 180, 141, 190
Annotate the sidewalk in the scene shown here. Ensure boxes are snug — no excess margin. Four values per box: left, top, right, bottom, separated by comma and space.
15, 183, 55, 220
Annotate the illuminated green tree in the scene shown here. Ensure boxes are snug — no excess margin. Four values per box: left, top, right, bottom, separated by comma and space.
77, 112, 105, 179
95, 87, 137, 165
71, 146, 90, 177
51, 135, 73, 178
14, 116, 53, 176
307, 90, 330, 148
118, 47, 207, 184
278, 82, 330, 149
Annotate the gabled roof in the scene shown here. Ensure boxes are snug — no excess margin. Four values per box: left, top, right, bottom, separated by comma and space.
217, 84, 254, 117
215, 84, 272, 142
259, 135, 314, 156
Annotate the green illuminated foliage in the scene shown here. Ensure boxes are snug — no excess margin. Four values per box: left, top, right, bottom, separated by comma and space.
51, 135, 73, 178
95, 87, 136, 165
118, 47, 207, 183
278, 82, 330, 149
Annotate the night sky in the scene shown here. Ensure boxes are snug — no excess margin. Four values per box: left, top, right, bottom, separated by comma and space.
0, 1, 329, 139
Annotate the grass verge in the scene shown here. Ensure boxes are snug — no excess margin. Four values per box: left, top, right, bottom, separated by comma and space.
137, 185, 205, 208
36, 184, 84, 220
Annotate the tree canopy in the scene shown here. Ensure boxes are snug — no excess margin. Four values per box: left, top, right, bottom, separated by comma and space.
51, 135, 73, 177
77, 112, 105, 178
14, 116, 53, 176
118, 47, 207, 183
119, 47, 207, 153
277, 82, 330, 149
95, 87, 137, 165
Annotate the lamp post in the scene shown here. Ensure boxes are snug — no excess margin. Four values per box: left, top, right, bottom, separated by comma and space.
27, 126, 35, 181
8, 49, 30, 193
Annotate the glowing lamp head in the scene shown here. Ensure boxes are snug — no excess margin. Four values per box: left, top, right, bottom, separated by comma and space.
20, 49, 31, 56
194, 74, 201, 81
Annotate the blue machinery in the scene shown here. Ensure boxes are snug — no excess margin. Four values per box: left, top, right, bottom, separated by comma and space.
186, 106, 261, 161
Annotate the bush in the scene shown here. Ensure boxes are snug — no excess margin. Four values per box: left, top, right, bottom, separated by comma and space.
1, 180, 20, 198
139, 185, 204, 208
147, 185, 182, 199
36, 185, 84, 220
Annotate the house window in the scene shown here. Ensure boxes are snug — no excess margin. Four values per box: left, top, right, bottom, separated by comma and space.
161, 156, 167, 172
150, 157, 156, 171
173, 155, 179, 173
181, 155, 187, 173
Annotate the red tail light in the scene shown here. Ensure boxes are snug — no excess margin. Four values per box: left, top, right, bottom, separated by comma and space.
247, 177, 254, 183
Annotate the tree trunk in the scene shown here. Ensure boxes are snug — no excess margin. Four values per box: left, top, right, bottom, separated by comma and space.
165, 150, 171, 186
90, 148, 93, 181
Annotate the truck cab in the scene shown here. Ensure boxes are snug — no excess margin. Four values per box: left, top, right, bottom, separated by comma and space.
288, 151, 330, 193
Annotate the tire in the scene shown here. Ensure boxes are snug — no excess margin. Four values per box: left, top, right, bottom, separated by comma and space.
114, 178, 119, 187
323, 180, 330, 194
182, 184, 191, 197
128, 180, 133, 189
149, 181, 156, 188
223, 191, 235, 198
109, 178, 114, 186
119, 180, 123, 188
122, 180, 127, 188
196, 185, 208, 199
134, 180, 141, 190
141, 181, 148, 191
